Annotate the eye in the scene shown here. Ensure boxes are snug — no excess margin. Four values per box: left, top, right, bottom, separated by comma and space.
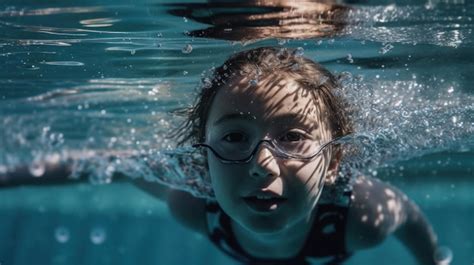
222, 132, 247, 143
279, 131, 307, 142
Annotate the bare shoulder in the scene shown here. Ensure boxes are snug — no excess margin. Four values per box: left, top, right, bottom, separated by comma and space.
345, 176, 409, 251
167, 189, 209, 236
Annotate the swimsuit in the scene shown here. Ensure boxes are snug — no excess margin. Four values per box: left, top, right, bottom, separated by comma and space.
205, 190, 353, 265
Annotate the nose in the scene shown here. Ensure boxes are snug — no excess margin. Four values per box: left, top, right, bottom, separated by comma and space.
249, 144, 280, 179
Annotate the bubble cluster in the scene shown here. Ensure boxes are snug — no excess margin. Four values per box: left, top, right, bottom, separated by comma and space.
334, 73, 473, 178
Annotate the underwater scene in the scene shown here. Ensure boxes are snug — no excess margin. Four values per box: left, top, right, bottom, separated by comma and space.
0, 0, 473, 264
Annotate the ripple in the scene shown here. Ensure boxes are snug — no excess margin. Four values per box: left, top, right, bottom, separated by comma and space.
80, 17, 121, 28
41, 61, 84, 66
0, 6, 104, 17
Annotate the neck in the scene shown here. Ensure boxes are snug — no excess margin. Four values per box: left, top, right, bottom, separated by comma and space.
231, 210, 317, 258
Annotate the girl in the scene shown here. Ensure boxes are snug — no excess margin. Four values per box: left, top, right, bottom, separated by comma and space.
1, 47, 447, 265
153, 47, 445, 264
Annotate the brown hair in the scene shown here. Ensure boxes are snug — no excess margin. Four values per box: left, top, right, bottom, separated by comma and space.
173, 47, 353, 146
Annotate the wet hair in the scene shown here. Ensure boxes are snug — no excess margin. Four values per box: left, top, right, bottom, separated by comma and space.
173, 46, 353, 146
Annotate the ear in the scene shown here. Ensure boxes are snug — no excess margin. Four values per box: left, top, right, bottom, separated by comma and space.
326, 145, 342, 184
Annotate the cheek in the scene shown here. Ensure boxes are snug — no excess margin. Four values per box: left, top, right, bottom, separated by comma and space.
207, 156, 242, 195
207, 156, 226, 187
287, 156, 329, 192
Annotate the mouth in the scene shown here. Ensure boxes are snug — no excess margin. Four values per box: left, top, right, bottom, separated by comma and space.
242, 192, 287, 213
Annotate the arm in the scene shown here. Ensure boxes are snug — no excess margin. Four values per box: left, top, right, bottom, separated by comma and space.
345, 176, 440, 265
131, 177, 171, 201
0, 152, 171, 202
0, 152, 199, 207
0, 161, 76, 187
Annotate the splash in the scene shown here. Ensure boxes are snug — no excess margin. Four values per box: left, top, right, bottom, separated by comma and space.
335, 72, 473, 178
0, 73, 471, 199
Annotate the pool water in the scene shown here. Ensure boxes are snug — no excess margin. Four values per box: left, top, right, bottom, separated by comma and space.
0, 0, 473, 264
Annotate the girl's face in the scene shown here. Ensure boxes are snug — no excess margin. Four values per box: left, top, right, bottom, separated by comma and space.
205, 75, 334, 234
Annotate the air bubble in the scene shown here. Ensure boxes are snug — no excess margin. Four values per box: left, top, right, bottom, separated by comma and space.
29, 161, 45, 177
346, 54, 354, 64
148, 87, 159, 96
0, 165, 7, 174
202, 78, 212, 88
182, 44, 193, 54
105, 165, 115, 176
55, 226, 70, 243
379, 43, 394, 54
425, 1, 436, 10
293, 47, 304, 57
89, 172, 112, 185
90, 226, 106, 245
433, 247, 453, 265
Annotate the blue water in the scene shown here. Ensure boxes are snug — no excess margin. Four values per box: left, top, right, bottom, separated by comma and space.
0, 0, 473, 264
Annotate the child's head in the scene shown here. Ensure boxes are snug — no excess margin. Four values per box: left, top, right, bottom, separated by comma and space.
177, 47, 352, 234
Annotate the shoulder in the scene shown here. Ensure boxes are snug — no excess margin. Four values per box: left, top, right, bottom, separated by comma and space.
167, 189, 209, 236
345, 176, 409, 251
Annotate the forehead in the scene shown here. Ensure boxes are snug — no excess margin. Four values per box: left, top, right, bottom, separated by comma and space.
208, 74, 326, 127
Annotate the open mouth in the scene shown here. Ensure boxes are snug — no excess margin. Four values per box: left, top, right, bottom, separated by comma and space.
242, 195, 287, 213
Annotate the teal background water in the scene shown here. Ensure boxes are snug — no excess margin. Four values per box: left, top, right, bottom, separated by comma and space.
0, 0, 473, 264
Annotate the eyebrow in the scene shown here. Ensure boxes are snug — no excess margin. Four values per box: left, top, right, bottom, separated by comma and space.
213, 113, 256, 126
213, 113, 319, 128
272, 113, 320, 130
